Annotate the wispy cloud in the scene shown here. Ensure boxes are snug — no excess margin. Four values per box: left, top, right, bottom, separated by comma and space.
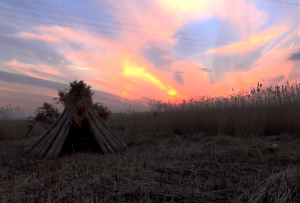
203, 26, 287, 55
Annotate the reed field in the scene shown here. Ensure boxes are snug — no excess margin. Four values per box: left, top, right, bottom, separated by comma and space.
0, 104, 28, 141
107, 81, 300, 137
0, 81, 300, 202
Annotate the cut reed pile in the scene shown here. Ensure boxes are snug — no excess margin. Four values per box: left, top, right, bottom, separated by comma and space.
107, 81, 300, 137
0, 132, 299, 202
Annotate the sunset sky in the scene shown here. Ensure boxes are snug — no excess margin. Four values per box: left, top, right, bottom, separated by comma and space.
1, 0, 300, 116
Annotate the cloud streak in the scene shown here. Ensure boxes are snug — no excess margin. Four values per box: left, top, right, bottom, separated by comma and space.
203, 26, 287, 55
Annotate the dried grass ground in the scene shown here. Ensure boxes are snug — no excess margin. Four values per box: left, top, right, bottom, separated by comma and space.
0, 130, 299, 202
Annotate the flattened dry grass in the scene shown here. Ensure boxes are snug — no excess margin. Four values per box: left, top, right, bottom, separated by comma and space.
0, 132, 299, 202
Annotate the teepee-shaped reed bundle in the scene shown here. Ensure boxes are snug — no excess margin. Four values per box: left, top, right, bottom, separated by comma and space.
22, 80, 128, 159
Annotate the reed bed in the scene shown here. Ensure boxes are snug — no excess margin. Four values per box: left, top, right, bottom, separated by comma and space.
0, 104, 24, 121
107, 81, 300, 137
0, 104, 28, 140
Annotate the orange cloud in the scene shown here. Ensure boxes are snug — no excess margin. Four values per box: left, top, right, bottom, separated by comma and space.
159, 0, 212, 14
210, 43, 296, 98
0, 60, 70, 84
203, 26, 287, 55
1, 60, 37, 78
4, 60, 35, 68
123, 60, 177, 96
0, 81, 57, 99
252, 27, 299, 70
168, 61, 210, 97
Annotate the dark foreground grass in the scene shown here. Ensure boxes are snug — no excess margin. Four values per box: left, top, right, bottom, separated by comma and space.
0, 131, 299, 202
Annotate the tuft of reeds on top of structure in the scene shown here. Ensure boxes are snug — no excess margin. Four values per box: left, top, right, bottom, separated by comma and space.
107, 81, 300, 137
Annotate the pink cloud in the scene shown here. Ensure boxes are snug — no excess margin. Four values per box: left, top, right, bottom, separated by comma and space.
15, 32, 59, 42
0, 60, 69, 82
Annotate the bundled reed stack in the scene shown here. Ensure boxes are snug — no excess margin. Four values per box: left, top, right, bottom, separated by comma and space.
22, 80, 128, 159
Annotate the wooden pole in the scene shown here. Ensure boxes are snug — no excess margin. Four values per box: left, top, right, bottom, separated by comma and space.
31, 109, 69, 158
22, 108, 67, 156
44, 116, 71, 159
88, 110, 121, 152
86, 114, 111, 154
91, 109, 129, 150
